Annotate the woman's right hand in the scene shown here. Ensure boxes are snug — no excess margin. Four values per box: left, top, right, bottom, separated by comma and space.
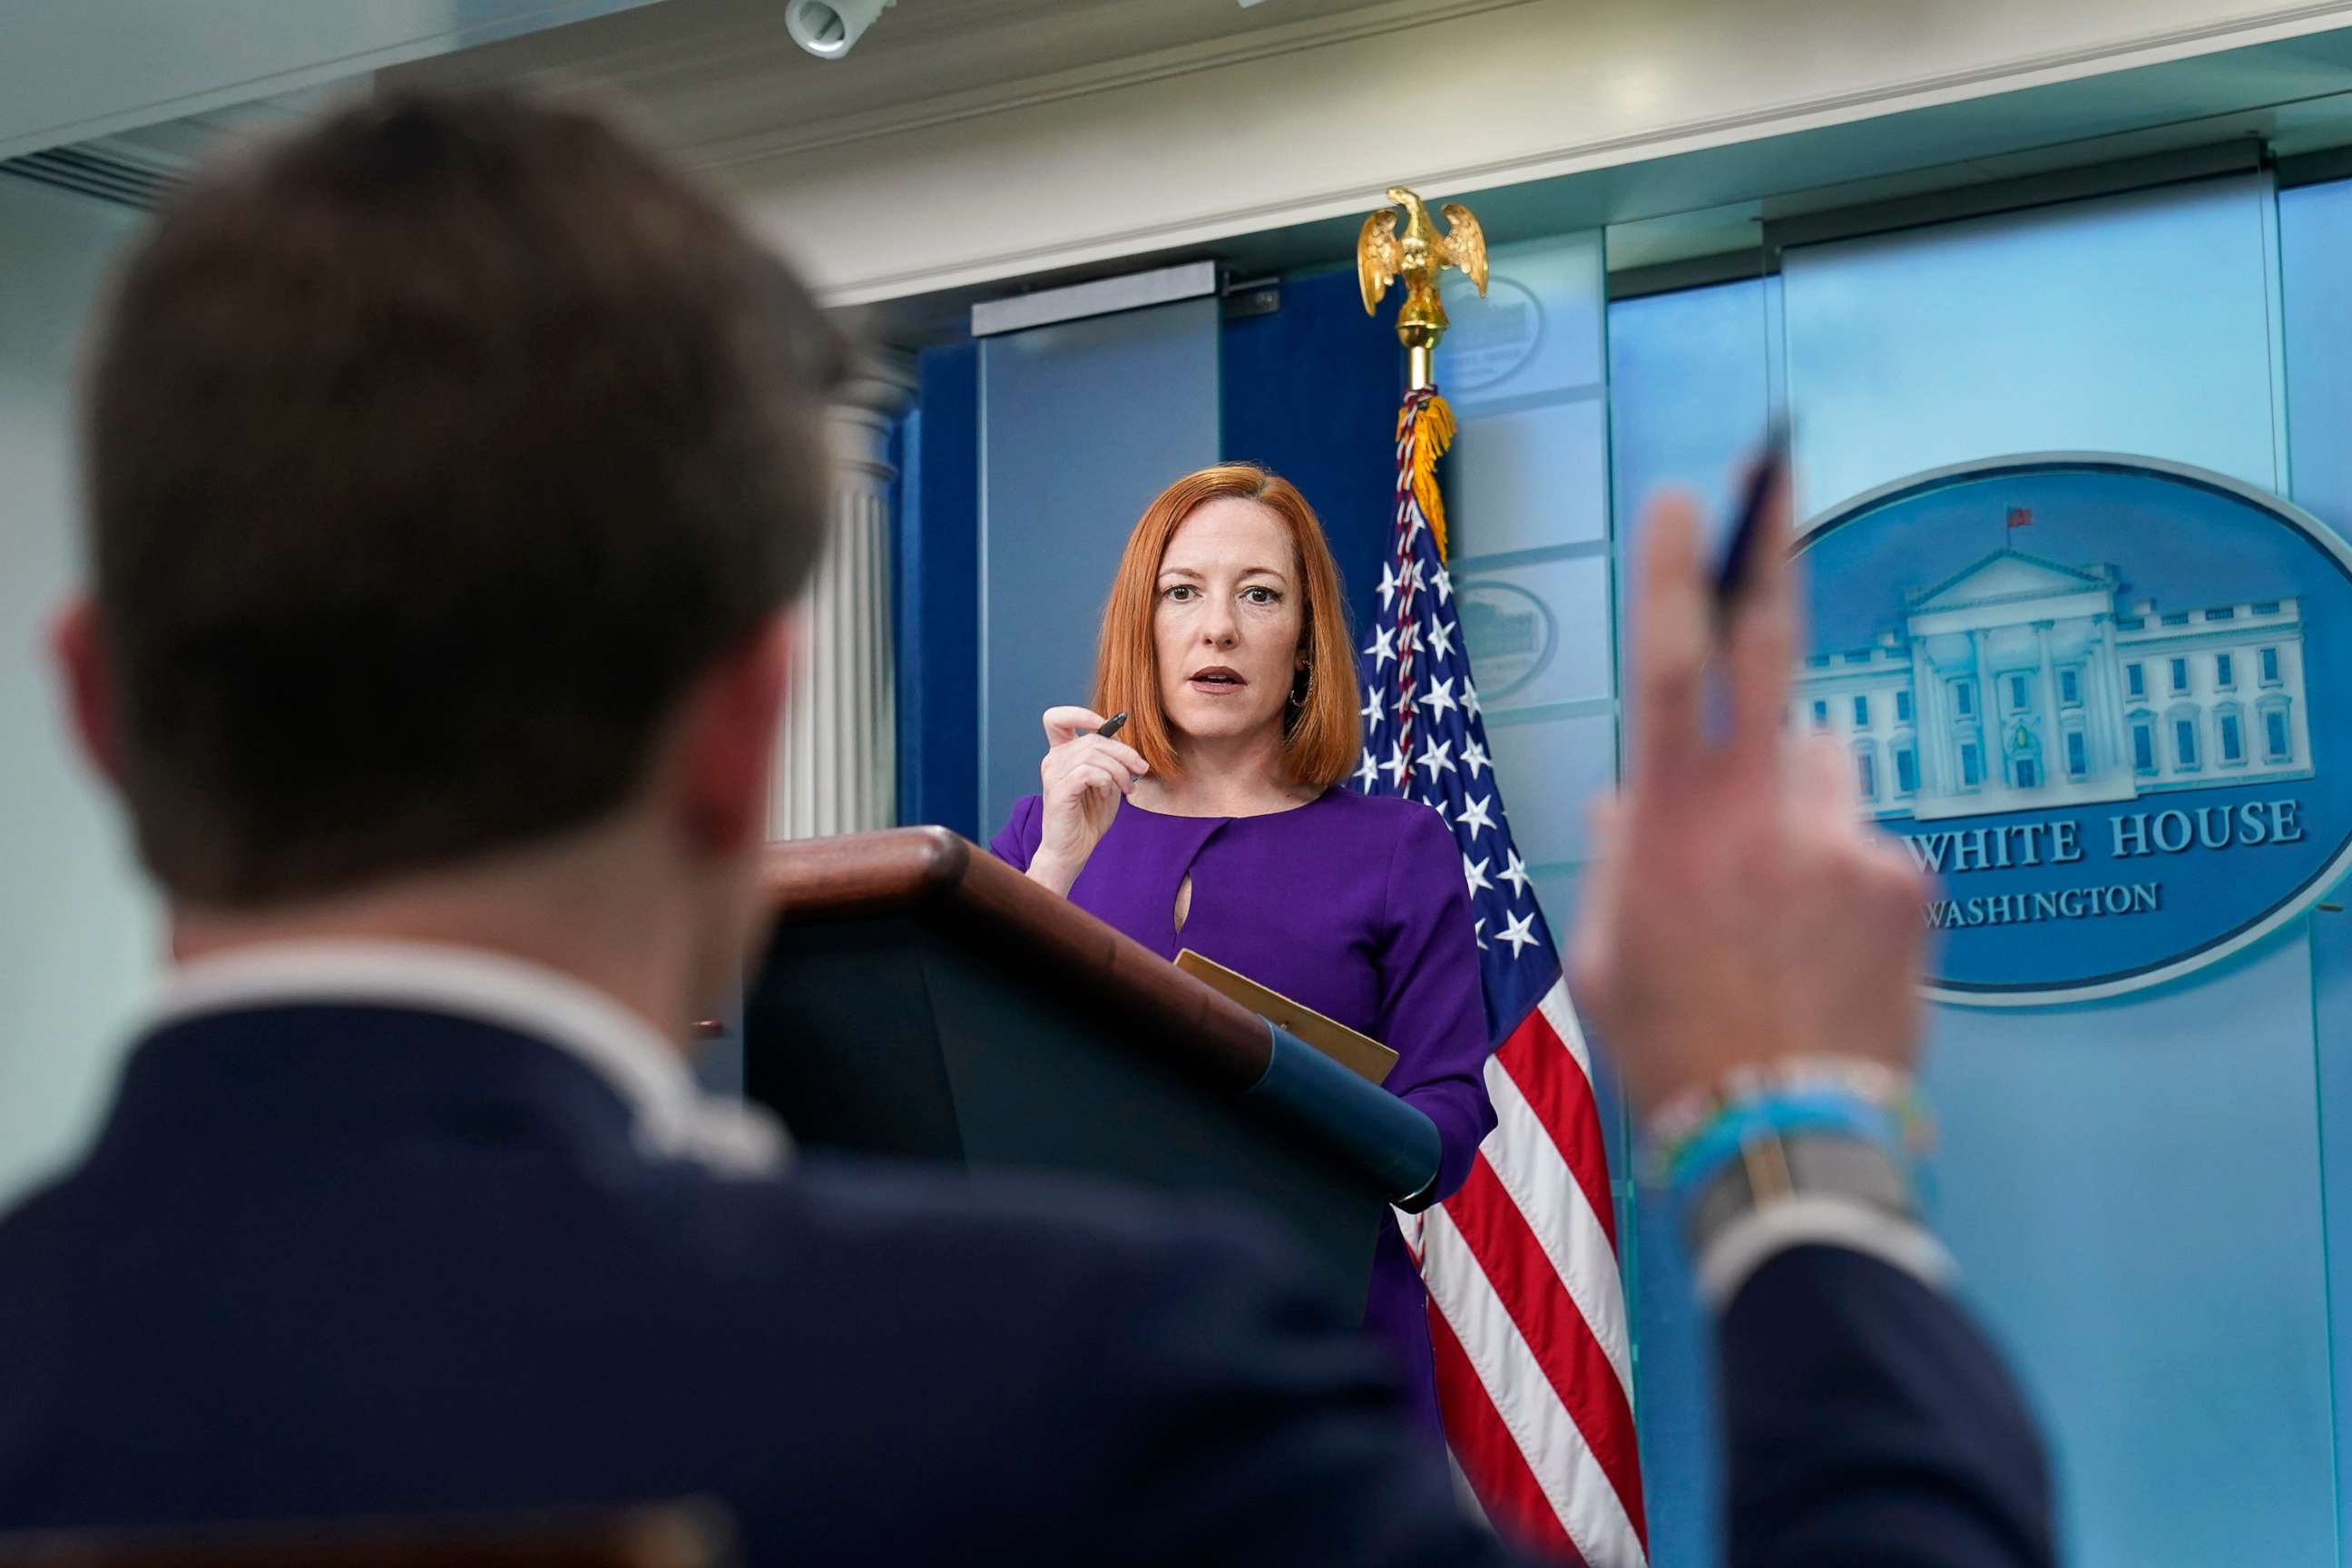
1027, 705, 1150, 896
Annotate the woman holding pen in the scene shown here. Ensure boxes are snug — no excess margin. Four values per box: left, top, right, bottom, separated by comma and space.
988, 462, 1493, 1443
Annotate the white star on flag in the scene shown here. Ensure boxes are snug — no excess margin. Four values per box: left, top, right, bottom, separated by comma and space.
1377, 558, 1399, 612
1472, 916, 1487, 951
1461, 737, 1490, 780
1416, 736, 1455, 781
1362, 685, 1384, 733
1460, 678, 1481, 720
1418, 675, 1457, 718
1354, 750, 1379, 791
1431, 564, 1453, 605
1365, 623, 1396, 671
1428, 616, 1457, 664
1381, 741, 1410, 788
1457, 793, 1496, 842
1463, 853, 1494, 897
1497, 909, 1539, 957
1499, 847, 1532, 898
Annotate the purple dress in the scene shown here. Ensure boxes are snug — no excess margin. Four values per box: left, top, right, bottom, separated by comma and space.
990, 787, 1495, 1438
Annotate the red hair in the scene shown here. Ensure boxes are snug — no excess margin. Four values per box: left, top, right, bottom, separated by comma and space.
1092, 464, 1359, 790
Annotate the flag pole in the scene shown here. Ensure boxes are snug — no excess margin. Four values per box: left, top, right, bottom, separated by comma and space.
1358, 188, 1485, 564
1350, 188, 1651, 1563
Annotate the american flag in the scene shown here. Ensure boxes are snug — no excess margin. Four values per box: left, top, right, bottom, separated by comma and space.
1354, 387, 1646, 1566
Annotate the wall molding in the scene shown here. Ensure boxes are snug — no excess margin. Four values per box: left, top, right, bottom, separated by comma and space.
714, 0, 2352, 176
687, 0, 1535, 168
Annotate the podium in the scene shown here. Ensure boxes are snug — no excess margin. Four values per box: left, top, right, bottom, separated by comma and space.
743, 828, 1441, 1318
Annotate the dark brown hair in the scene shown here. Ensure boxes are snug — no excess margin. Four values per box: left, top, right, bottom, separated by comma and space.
1092, 464, 1360, 790
83, 91, 844, 904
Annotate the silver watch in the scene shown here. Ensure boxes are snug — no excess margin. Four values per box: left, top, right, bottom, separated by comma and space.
1682, 1132, 1917, 1259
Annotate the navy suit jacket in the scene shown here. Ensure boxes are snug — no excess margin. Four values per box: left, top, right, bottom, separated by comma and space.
0, 999, 2053, 1565
0, 1003, 1513, 1564
1719, 1245, 2058, 1568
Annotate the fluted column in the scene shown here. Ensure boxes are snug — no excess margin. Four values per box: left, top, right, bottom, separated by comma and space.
771, 349, 917, 840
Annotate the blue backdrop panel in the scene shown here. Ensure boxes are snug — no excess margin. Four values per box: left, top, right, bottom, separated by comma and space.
977, 299, 1220, 839
1784, 177, 2284, 517
1606, 279, 1775, 546
1436, 230, 1616, 882
1220, 267, 1403, 643
1778, 172, 2330, 1568
2318, 880, 2352, 1542
899, 342, 981, 838
1926, 939, 2329, 1563
1603, 276, 1780, 1568
2278, 172, 2352, 1552
2285, 180, 2352, 537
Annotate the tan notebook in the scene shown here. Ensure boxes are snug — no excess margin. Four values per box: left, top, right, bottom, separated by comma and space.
1175, 948, 1399, 1086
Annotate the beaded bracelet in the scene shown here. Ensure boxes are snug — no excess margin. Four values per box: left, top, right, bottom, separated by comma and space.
1645, 1056, 1937, 1194
1661, 1090, 1901, 1198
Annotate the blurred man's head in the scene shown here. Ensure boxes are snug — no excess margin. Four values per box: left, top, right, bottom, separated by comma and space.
54, 92, 843, 1005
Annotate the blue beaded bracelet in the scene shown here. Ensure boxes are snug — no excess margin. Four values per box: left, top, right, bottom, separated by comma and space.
1662, 1088, 1908, 1205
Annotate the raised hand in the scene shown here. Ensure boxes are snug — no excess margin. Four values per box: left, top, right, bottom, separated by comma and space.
1569, 485, 1930, 1123
1027, 705, 1152, 896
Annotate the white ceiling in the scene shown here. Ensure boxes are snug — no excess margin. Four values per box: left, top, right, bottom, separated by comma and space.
388, 0, 1418, 156
43, 0, 2352, 348
0, 0, 672, 161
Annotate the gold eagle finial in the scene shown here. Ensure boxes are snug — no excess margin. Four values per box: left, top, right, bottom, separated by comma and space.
1357, 186, 1487, 385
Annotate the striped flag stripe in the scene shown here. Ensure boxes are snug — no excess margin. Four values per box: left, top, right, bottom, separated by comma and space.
1426, 1303, 1589, 1566
1485, 1058, 1635, 1402
1438, 1159, 1648, 1544
1492, 1000, 1618, 1253
1422, 1199, 1649, 1566
1536, 977, 1598, 1081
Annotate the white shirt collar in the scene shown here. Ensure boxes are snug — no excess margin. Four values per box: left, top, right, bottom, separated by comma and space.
154, 938, 789, 1178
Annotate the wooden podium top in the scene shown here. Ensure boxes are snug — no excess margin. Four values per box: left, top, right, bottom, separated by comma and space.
761, 828, 1273, 1096
756, 826, 1445, 1213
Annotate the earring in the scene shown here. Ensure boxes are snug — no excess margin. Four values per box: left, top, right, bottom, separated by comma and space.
1290, 663, 1312, 709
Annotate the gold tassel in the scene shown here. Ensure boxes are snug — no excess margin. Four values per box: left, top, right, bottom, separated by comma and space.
1410, 394, 1456, 563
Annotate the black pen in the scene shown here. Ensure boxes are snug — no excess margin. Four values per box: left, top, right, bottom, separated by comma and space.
1713, 416, 1790, 622
1093, 711, 1130, 739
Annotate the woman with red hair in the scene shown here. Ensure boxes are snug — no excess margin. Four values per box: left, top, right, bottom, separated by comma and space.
990, 463, 1493, 1441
